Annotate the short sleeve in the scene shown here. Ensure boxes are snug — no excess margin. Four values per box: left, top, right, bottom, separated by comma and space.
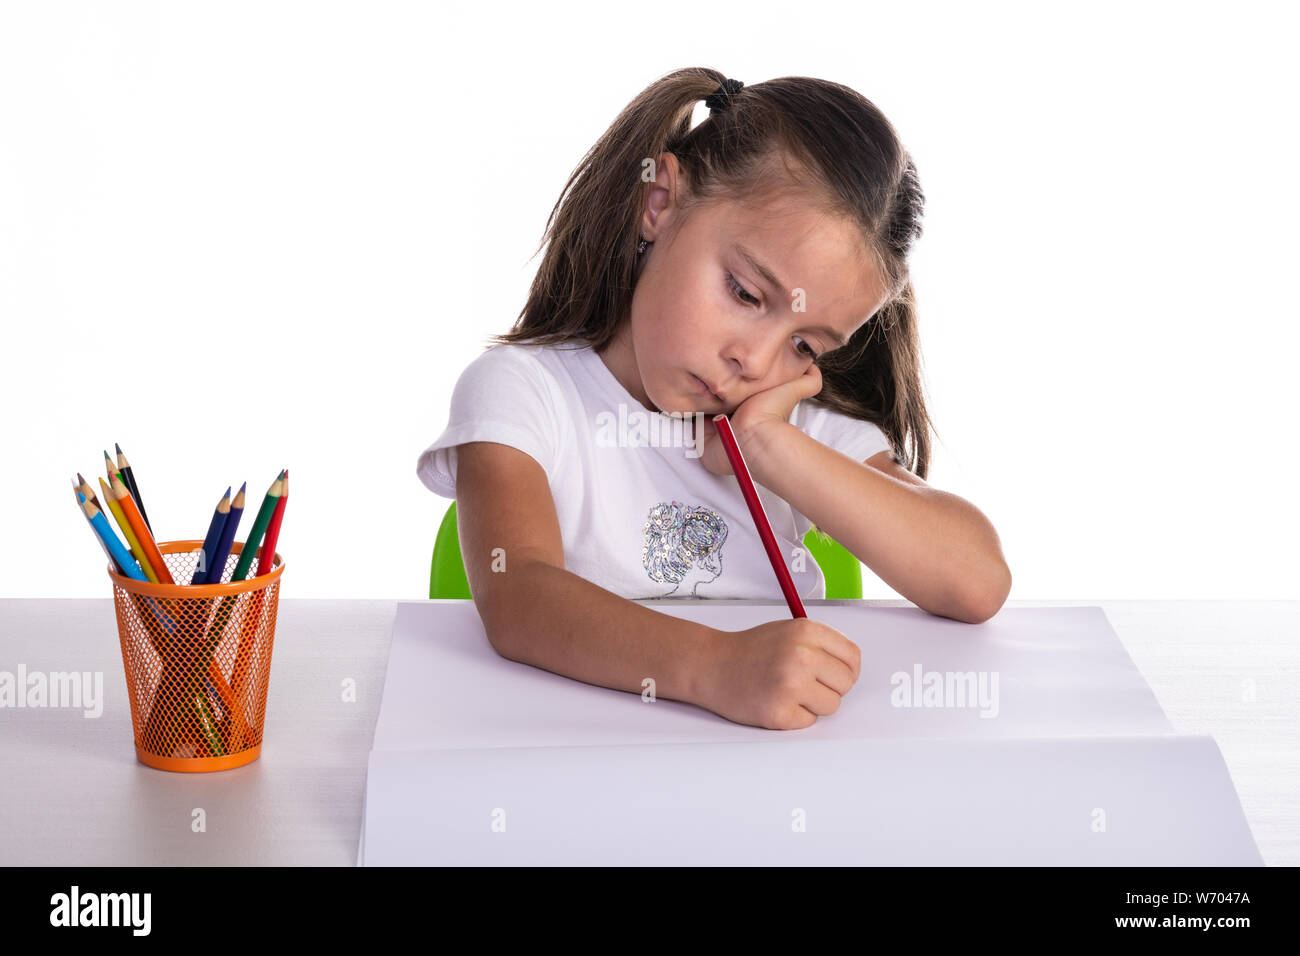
415, 345, 563, 499
792, 400, 895, 464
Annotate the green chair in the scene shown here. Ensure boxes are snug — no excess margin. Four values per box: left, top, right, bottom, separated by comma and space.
430, 500, 863, 599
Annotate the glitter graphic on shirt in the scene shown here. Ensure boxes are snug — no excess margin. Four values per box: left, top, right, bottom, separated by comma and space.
641, 500, 729, 597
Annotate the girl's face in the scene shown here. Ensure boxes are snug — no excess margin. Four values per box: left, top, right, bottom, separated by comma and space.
604, 153, 890, 417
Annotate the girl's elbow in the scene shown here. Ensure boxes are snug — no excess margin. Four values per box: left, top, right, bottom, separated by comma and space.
960, 562, 1012, 625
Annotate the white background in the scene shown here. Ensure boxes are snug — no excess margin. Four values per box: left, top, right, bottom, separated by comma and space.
3, 0, 1296, 599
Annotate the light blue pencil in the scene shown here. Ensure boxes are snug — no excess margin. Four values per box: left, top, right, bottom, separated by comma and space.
78, 491, 178, 637
74, 481, 124, 576
79, 492, 146, 580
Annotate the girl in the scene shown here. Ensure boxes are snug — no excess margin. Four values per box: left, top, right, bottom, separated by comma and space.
417, 68, 1011, 730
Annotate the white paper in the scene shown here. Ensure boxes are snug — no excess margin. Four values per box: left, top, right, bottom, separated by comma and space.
361, 733, 1263, 866
371, 602, 1173, 752
361, 602, 1260, 866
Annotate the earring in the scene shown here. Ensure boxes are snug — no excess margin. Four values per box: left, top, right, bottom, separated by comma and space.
637, 236, 650, 256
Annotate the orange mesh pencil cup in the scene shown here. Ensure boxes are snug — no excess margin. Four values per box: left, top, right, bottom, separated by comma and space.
108, 539, 285, 772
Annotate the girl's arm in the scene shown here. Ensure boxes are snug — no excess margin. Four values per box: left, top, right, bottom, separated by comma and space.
456, 440, 718, 703
746, 422, 1012, 624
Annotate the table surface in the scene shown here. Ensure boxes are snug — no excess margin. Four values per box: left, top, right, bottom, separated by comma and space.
1, 598, 1296, 866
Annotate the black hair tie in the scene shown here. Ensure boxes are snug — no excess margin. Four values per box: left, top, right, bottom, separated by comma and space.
705, 77, 744, 114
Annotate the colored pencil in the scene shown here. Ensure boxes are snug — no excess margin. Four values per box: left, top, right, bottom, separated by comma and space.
79, 454, 245, 756
712, 414, 807, 618
232, 470, 288, 747
103, 450, 123, 489
81, 472, 177, 634
98, 476, 159, 584
192, 692, 223, 754
74, 477, 121, 574
75, 484, 123, 576
186, 484, 246, 741
114, 443, 152, 535
75, 473, 107, 518
110, 471, 173, 585
256, 469, 287, 577
230, 471, 283, 583
177, 486, 238, 738
206, 662, 253, 747
192, 487, 232, 585
176, 481, 240, 749
78, 492, 144, 581
204, 482, 246, 586
78, 491, 171, 656
88, 472, 167, 641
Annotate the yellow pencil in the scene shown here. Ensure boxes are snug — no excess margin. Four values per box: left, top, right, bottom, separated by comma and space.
98, 476, 159, 584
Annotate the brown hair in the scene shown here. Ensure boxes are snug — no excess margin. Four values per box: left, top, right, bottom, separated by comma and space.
489, 67, 936, 478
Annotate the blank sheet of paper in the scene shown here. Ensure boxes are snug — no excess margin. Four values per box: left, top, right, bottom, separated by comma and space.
370, 602, 1173, 752
360, 732, 1262, 866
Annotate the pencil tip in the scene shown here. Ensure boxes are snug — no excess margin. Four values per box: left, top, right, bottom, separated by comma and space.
115, 442, 123, 454
223, 485, 231, 497
103, 449, 111, 459
76, 472, 86, 484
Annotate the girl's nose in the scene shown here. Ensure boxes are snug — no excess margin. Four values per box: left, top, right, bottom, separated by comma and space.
721, 327, 785, 384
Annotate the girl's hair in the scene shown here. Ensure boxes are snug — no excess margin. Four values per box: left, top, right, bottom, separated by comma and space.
489, 67, 936, 478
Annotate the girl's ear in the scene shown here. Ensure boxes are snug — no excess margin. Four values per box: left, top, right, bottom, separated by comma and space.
640, 151, 682, 243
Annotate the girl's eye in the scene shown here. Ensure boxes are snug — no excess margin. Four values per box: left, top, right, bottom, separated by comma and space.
725, 271, 760, 306
726, 271, 819, 361
793, 337, 819, 360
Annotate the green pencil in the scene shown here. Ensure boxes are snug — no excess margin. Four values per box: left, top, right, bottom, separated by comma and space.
229, 469, 285, 582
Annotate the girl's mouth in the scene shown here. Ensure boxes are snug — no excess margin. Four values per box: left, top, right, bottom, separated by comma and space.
691, 373, 724, 403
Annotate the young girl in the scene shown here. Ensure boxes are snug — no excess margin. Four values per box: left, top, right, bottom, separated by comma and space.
417, 68, 1011, 731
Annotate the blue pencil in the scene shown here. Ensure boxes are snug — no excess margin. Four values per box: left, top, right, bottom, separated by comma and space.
184, 484, 243, 745
192, 487, 232, 585
78, 490, 178, 637
78, 492, 146, 581
203, 481, 245, 586
74, 481, 124, 575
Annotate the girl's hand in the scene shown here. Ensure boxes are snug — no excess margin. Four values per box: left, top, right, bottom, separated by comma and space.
694, 617, 861, 729
695, 362, 823, 477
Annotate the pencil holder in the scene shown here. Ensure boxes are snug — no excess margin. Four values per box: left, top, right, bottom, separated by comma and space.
107, 539, 285, 773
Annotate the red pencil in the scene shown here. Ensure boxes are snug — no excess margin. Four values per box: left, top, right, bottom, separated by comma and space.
712, 414, 807, 618
256, 469, 288, 577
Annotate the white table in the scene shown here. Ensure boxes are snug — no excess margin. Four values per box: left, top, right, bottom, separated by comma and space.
1, 599, 1295, 865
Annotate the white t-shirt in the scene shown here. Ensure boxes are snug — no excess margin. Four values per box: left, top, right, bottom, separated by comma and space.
416, 337, 895, 600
